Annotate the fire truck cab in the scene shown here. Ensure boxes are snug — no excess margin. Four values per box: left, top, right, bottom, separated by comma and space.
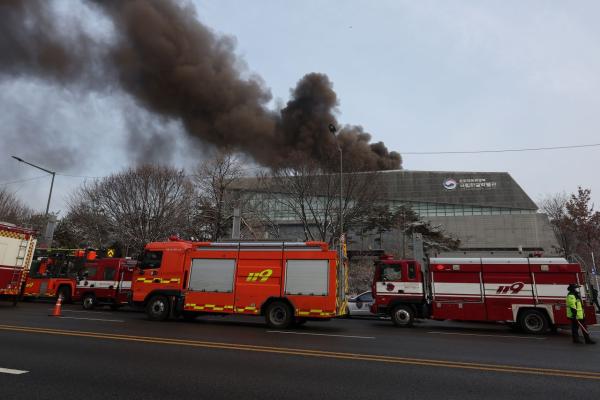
371, 256, 597, 334
76, 258, 136, 310
131, 239, 348, 328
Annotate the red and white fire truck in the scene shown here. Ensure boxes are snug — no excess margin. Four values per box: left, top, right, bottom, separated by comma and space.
371, 256, 597, 334
76, 257, 136, 310
131, 239, 348, 328
0, 222, 37, 303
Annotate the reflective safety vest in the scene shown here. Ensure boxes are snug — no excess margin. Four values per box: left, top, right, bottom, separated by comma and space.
566, 293, 584, 319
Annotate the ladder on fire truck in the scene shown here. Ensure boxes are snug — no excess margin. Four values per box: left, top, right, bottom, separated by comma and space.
9, 238, 30, 296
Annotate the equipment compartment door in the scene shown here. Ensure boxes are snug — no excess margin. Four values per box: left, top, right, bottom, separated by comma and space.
185, 259, 236, 313
482, 263, 533, 322
431, 266, 486, 321
235, 257, 282, 315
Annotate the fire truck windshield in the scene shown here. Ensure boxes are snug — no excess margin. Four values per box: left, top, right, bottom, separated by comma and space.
139, 251, 163, 270
381, 264, 402, 281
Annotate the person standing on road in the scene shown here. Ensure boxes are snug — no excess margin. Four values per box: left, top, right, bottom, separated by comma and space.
591, 285, 600, 313
566, 284, 596, 344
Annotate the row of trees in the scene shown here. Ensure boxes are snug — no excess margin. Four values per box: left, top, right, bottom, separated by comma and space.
1, 152, 459, 258
540, 187, 600, 270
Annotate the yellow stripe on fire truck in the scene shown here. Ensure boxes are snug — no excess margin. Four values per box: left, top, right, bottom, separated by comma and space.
136, 277, 181, 284
297, 309, 336, 317
185, 303, 234, 311
236, 306, 259, 314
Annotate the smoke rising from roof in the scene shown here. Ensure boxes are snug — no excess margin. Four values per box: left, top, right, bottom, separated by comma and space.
0, 0, 401, 172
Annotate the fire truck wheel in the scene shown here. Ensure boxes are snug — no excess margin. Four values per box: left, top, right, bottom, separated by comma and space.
146, 295, 171, 321
266, 301, 293, 329
518, 309, 549, 334
391, 305, 414, 327
82, 294, 96, 310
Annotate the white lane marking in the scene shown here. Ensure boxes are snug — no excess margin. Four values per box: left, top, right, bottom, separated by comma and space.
427, 331, 546, 340
267, 331, 374, 339
0, 367, 28, 375
57, 316, 124, 323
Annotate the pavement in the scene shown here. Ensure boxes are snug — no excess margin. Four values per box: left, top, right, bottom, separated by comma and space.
0, 301, 599, 400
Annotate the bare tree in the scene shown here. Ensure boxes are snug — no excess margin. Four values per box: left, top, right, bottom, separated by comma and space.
67, 164, 194, 253
0, 188, 34, 225
540, 188, 600, 269
190, 152, 245, 241
256, 154, 382, 245
539, 192, 575, 256
565, 187, 600, 266
56, 200, 114, 249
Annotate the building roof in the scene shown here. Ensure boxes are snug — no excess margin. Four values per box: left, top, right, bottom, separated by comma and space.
233, 169, 538, 211
375, 170, 538, 210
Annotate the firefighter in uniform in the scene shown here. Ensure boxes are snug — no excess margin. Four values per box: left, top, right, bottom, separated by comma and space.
566, 284, 595, 344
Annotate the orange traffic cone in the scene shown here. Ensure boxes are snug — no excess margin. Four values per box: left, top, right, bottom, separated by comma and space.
50, 295, 63, 317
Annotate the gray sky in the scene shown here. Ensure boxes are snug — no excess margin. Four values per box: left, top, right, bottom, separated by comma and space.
1, 0, 599, 214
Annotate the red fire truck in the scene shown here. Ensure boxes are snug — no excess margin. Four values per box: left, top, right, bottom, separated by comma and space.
131, 239, 348, 328
23, 248, 94, 302
0, 222, 37, 303
371, 256, 597, 334
76, 257, 137, 310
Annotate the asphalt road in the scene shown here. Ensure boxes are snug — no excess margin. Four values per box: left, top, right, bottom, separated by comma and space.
1, 301, 599, 400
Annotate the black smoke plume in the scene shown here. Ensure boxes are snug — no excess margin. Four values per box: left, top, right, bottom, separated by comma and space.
0, 0, 401, 172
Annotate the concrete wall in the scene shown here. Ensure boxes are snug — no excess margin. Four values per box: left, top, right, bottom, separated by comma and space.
282, 213, 560, 258
425, 213, 559, 254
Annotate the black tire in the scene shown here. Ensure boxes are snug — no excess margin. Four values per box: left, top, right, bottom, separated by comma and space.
265, 301, 293, 329
82, 294, 96, 310
391, 305, 415, 327
146, 295, 170, 321
57, 286, 72, 304
519, 309, 549, 335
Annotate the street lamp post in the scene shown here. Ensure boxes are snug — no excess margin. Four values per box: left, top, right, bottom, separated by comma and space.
11, 156, 56, 216
328, 124, 343, 258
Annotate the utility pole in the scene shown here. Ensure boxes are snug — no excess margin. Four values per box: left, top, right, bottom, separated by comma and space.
12, 156, 55, 216
328, 124, 343, 261
11, 156, 57, 247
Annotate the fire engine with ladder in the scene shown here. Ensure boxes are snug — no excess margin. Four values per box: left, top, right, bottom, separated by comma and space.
24, 248, 135, 310
23, 248, 96, 302
131, 238, 348, 328
0, 222, 37, 304
371, 255, 597, 334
